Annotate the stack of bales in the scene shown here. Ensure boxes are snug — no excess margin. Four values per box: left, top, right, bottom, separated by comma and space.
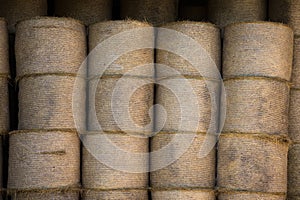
0, 18, 9, 200
7, 17, 86, 199
218, 22, 293, 199
178, 0, 207, 21
83, 20, 154, 199
269, 1, 300, 198
151, 21, 221, 199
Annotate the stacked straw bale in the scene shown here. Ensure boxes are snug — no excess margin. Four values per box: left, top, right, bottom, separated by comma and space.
208, 0, 266, 30
219, 22, 293, 199
120, 0, 178, 26
151, 21, 221, 199
269, 3, 300, 197
0, 0, 47, 33
8, 17, 86, 199
83, 20, 154, 199
54, 0, 113, 26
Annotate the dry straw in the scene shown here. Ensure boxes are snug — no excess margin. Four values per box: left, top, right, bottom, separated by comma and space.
223, 78, 289, 135
120, 0, 178, 26
223, 22, 293, 81
82, 133, 148, 189
8, 130, 80, 190
18, 75, 86, 130
0, 18, 9, 75
289, 89, 300, 143
54, 0, 113, 26
9, 190, 79, 200
82, 189, 148, 200
218, 191, 286, 200
0, 78, 9, 135
156, 21, 221, 77
88, 20, 154, 77
269, 0, 300, 36
151, 133, 215, 189
217, 133, 289, 194
288, 144, 300, 198
0, 0, 47, 33
155, 78, 219, 133
152, 189, 215, 200
292, 38, 300, 88
207, 0, 266, 29
15, 17, 86, 78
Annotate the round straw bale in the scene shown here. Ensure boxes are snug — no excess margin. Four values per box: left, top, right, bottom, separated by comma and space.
9, 190, 79, 200
18, 75, 86, 130
288, 144, 300, 197
150, 133, 215, 189
8, 130, 80, 190
0, 0, 47, 33
223, 22, 293, 81
208, 0, 266, 28
88, 20, 154, 77
217, 134, 288, 193
82, 133, 148, 189
292, 38, 300, 88
223, 78, 289, 135
289, 89, 300, 143
82, 189, 147, 200
54, 0, 113, 25
0, 18, 9, 74
156, 21, 220, 77
152, 190, 215, 200
120, 0, 178, 26
15, 17, 86, 78
0, 77, 9, 135
218, 191, 286, 200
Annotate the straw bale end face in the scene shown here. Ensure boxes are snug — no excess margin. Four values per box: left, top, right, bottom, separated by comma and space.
151, 190, 215, 200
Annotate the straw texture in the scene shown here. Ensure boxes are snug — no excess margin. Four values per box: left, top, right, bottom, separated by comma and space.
18, 75, 86, 130
179, 4, 207, 21
289, 89, 300, 143
292, 38, 300, 88
15, 17, 86, 78
8, 130, 80, 189
120, 0, 178, 26
82, 133, 148, 189
288, 144, 300, 198
156, 78, 219, 133
151, 133, 215, 189
0, 19, 9, 74
0, 0, 47, 33
223, 22, 293, 81
152, 190, 215, 200
217, 134, 289, 193
223, 78, 289, 135
207, 0, 266, 28
88, 20, 154, 77
54, 0, 113, 25
269, 0, 300, 36
10, 191, 79, 200
0, 77, 9, 135
156, 21, 221, 77
82, 189, 147, 200
218, 192, 286, 200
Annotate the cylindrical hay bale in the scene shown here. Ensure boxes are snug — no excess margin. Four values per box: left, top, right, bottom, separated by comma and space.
82, 134, 148, 189
54, 0, 113, 26
207, 0, 266, 29
292, 38, 300, 88
0, 19, 9, 75
0, 77, 9, 135
15, 17, 86, 78
156, 78, 219, 133
223, 78, 289, 135
179, 4, 207, 21
88, 77, 153, 134
218, 192, 286, 200
120, 0, 178, 26
289, 90, 300, 142
269, 0, 300, 36
217, 134, 289, 193
8, 131, 80, 189
156, 22, 221, 77
0, 0, 47, 33
88, 20, 154, 77
288, 144, 300, 198
10, 191, 79, 200
151, 133, 215, 188
18, 75, 85, 130
152, 190, 215, 200
223, 22, 293, 81
82, 190, 148, 200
